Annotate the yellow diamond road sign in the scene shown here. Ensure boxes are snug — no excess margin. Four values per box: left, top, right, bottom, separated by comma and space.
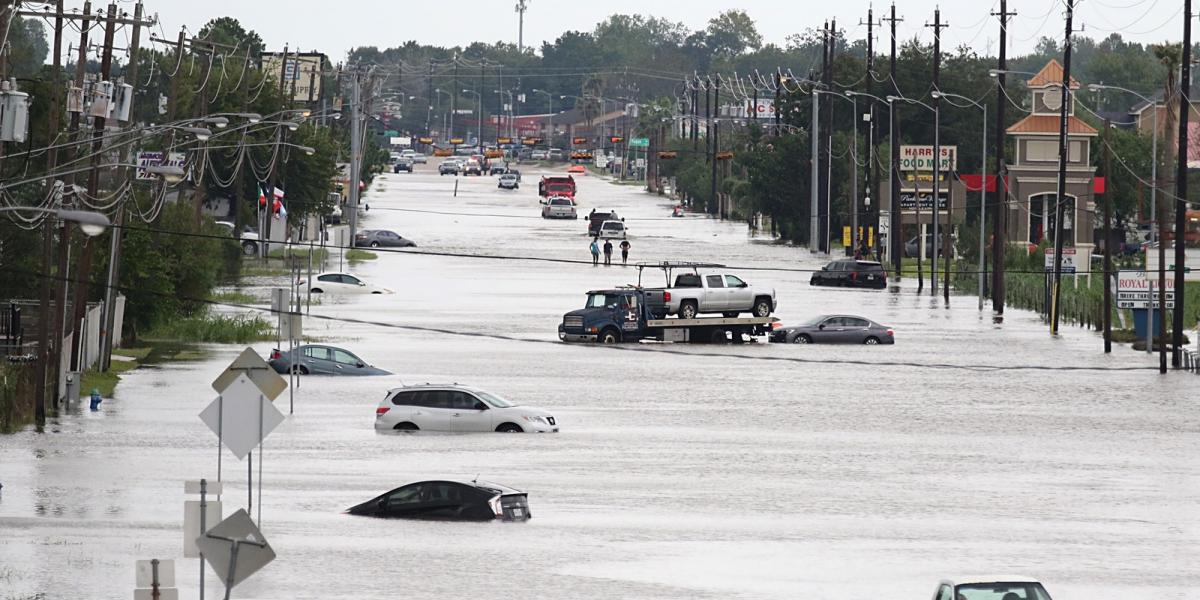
211, 348, 287, 401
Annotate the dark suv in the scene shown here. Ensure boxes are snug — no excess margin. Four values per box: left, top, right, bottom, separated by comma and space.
810, 259, 888, 289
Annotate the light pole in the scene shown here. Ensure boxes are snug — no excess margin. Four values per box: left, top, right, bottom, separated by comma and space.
933, 90, 988, 310
846, 90, 893, 261
1089, 83, 1158, 243
531, 88, 554, 145
816, 89, 856, 254
434, 88, 451, 142
889, 95, 938, 294
463, 89, 482, 152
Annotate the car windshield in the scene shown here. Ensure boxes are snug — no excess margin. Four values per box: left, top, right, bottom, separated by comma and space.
586, 293, 621, 308
473, 390, 517, 408
551, 199, 570, 206
799, 315, 829, 326
955, 583, 1052, 600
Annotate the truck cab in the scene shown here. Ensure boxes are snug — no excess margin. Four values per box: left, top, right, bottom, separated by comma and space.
559, 289, 667, 344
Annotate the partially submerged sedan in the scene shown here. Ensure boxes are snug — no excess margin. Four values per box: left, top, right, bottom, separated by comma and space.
268, 345, 390, 376
770, 314, 894, 345
347, 480, 531, 521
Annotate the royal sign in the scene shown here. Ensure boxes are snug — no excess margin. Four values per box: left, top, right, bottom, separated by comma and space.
899, 145, 957, 172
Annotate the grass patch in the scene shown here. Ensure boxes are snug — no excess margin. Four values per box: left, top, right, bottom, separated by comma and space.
144, 313, 275, 344
209, 290, 258, 305
112, 346, 152, 360
346, 249, 378, 262
240, 264, 290, 278
268, 247, 330, 261
80, 360, 138, 398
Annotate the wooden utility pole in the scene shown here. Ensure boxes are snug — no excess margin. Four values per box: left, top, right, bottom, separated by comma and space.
820, 20, 836, 254
35, 0, 65, 423
992, 0, 1015, 314
1172, 0, 1192, 367
1049, 0, 1075, 336
1103, 118, 1113, 353
885, 4, 902, 278
864, 6, 879, 258
927, 8, 948, 300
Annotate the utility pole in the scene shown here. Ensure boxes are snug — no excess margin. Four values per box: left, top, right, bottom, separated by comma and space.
515, 0, 528, 53
35, 0, 66, 422
863, 6, 878, 259
348, 69, 364, 250
711, 75, 720, 216
99, 0, 145, 372
821, 20, 836, 255
886, 4, 902, 278
773, 71, 781, 135
262, 44, 289, 259
1172, 0, 1192, 367
704, 77, 712, 165
1103, 117, 1113, 353
691, 75, 699, 152
927, 8, 947, 299
810, 57, 822, 250
425, 59, 434, 141
450, 57, 458, 141
70, 2, 117, 374
992, 0, 1015, 315
1049, 0, 1075, 336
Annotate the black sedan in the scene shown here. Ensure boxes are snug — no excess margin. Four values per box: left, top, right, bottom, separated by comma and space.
354, 229, 416, 248
770, 315, 895, 345
347, 480, 531, 521
810, 259, 887, 289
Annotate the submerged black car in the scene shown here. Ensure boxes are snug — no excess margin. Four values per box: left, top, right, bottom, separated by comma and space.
347, 480, 531, 521
810, 259, 888, 289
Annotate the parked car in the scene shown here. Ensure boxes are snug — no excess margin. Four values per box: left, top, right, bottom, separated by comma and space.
810, 259, 888, 289
462, 159, 483, 176
298, 272, 391, 295
392, 158, 413, 173
904, 234, 947, 258
596, 220, 628, 239
214, 221, 260, 256
770, 314, 894, 345
489, 162, 508, 175
346, 480, 531, 521
548, 148, 564, 161
507, 168, 522, 181
932, 577, 1053, 600
268, 345, 390, 375
410, 153, 428, 164
374, 383, 558, 433
541, 196, 577, 219
498, 173, 520, 189
354, 229, 416, 248
438, 160, 460, 175
663, 271, 776, 319
586, 210, 619, 236
530, 149, 549, 160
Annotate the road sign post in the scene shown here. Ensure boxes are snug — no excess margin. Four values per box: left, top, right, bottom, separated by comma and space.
134, 559, 177, 600
196, 509, 276, 600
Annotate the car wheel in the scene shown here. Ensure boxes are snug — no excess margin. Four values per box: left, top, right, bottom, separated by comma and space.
495, 423, 523, 433
310, 288, 323, 294
864, 336, 881, 345
370, 241, 380, 248
679, 301, 699, 320
599, 328, 620, 344
792, 334, 812, 344
752, 297, 772, 318
709, 329, 728, 344
393, 422, 419, 431
296, 365, 309, 375
241, 241, 257, 256
723, 312, 739, 318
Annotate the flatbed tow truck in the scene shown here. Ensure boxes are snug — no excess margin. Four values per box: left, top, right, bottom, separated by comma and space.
557, 262, 779, 344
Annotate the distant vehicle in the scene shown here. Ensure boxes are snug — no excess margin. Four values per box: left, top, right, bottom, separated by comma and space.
400, 149, 417, 160
547, 148, 564, 161
438, 160, 460, 176
558, 284, 777, 344
489, 162, 508, 175
410, 153, 428, 164
507, 169, 522, 181
567, 164, 586, 174
214, 221, 260, 256
354, 229, 416, 248
462, 159, 482, 176
654, 266, 776, 319
539, 175, 576, 200
810, 259, 887, 289
498, 173, 520, 189
769, 314, 894, 345
586, 210, 618, 236
346, 480, 531, 521
299, 272, 390, 295
905, 234, 947, 258
323, 204, 343, 226
596, 220, 628, 240
932, 577, 1054, 600
541, 197, 577, 219
268, 344, 390, 375
455, 146, 475, 156
392, 158, 413, 173
530, 149, 549, 160
374, 384, 558, 433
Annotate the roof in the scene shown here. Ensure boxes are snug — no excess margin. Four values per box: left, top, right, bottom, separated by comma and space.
1007, 114, 1098, 135
1027, 59, 1080, 89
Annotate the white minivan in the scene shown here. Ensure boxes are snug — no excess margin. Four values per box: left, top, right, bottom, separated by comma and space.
375, 384, 558, 433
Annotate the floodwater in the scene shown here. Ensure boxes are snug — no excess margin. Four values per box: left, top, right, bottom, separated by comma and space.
2, 162, 1198, 600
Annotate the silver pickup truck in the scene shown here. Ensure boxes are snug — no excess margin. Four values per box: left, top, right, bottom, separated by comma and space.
661, 271, 776, 319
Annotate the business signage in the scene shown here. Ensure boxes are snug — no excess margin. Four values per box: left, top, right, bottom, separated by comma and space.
722, 99, 776, 119
448, 137, 465, 145
484, 149, 504, 158
454, 109, 474, 115
497, 137, 512, 145
609, 136, 624, 144
433, 148, 453, 157
897, 189, 948, 211
1044, 248, 1077, 273
1117, 269, 1176, 309
658, 151, 678, 160
389, 136, 411, 147
261, 52, 327, 103
630, 137, 649, 149
570, 151, 593, 160
572, 137, 589, 145
135, 151, 184, 181
899, 145, 957, 172
418, 137, 434, 144
522, 137, 541, 146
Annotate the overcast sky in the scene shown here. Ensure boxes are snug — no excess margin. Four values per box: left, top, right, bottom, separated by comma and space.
110, 1, 1185, 64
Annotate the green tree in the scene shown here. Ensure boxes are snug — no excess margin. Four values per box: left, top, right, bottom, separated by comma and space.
704, 10, 763, 59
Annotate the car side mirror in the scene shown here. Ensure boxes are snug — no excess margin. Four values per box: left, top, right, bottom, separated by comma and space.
821, 266, 828, 271
739, 282, 748, 288
818, 324, 826, 330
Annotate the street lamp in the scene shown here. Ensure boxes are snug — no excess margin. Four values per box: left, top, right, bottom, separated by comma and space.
531, 88, 555, 145
463, 89, 482, 151
932, 90, 989, 310
847, 90, 894, 262
1089, 83, 1159, 243
0, 206, 110, 236
815, 89, 858, 255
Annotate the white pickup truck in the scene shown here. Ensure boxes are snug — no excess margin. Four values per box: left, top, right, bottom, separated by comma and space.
662, 271, 777, 319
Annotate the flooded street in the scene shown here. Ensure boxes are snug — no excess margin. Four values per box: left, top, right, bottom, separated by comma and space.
3, 164, 1198, 599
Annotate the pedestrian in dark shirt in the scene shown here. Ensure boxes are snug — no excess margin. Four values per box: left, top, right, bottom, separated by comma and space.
620, 239, 631, 265
602, 239, 613, 266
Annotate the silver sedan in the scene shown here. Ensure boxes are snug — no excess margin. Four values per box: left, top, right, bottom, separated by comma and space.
770, 315, 895, 345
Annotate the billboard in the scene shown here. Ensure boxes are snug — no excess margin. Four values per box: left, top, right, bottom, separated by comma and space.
899, 145, 957, 172
722, 99, 776, 119
261, 52, 327, 103
135, 151, 184, 181
897, 189, 948, 211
